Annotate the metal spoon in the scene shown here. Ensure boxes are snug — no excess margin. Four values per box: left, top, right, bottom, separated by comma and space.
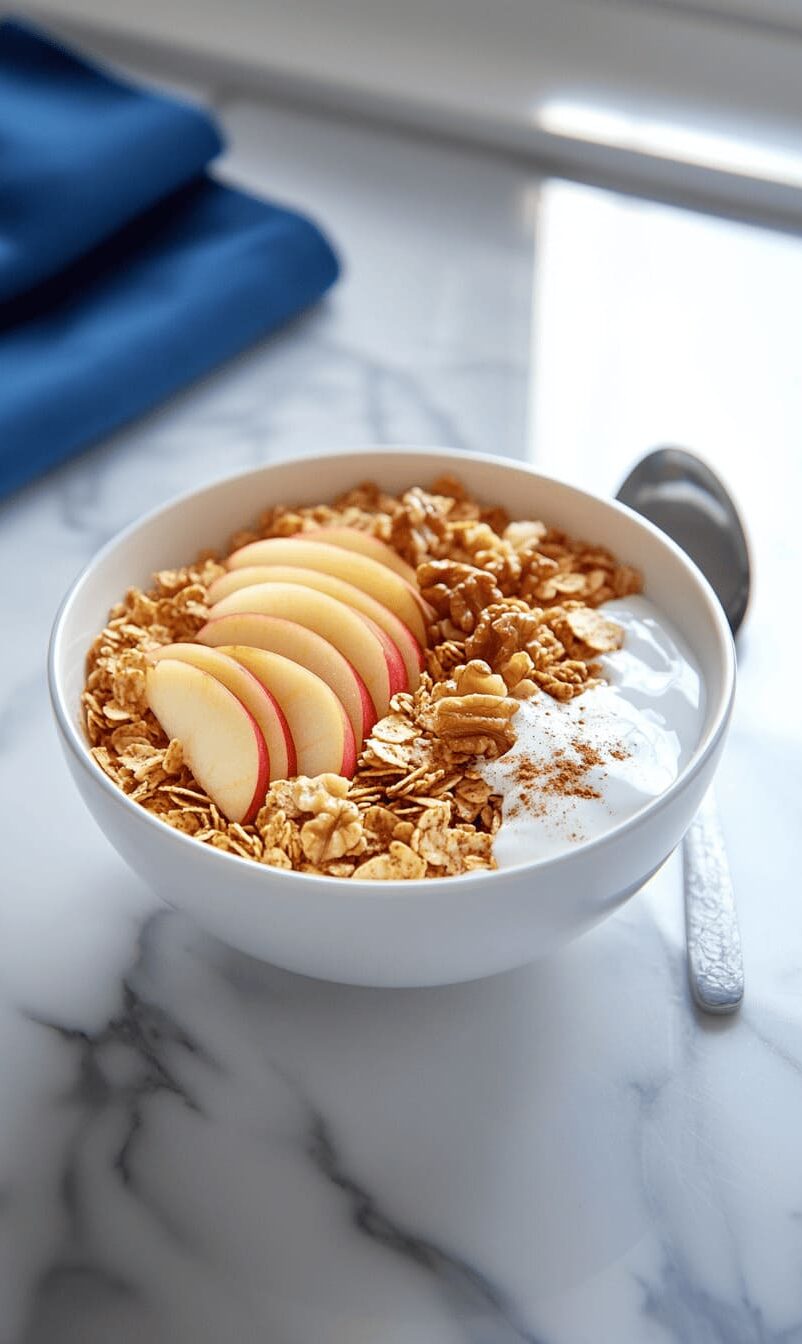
617, 447, 749, 1014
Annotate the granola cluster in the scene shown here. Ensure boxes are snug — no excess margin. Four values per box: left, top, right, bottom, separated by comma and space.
82, 476, 641, 878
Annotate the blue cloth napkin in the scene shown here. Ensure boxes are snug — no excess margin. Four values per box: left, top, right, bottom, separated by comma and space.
0, 19, 340, 499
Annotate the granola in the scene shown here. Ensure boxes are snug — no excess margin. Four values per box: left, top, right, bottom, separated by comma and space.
82, 477, 641, 878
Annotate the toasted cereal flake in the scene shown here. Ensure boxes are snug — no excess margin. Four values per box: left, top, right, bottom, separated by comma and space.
353, 841, 426, 880
364, 806, 402, 842
261, 847, 293, 869
562, 606, 624, 653
109, 721, 155, 752
260, 779, 305, 820
320, 860, 358, 878
163, 809, 202, 835
162, 738, 184, 775
103, 703, 133, 724
90, 746, 116, 778
111, 651, 149, 713
392, 820, 416, 844
372, 718, 419, 745
453, 775, 493, 822
504, 519, 547, 550
411, 802, 495, 874
162, 785, 209, 802
361, 737, 419, 770
551, 573, 587, 595
255, 806, 294, 851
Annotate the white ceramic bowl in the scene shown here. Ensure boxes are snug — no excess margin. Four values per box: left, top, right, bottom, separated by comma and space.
49, 448, 735, 987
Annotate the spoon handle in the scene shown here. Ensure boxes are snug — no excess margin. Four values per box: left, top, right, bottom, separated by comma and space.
683, 787, 744, 1014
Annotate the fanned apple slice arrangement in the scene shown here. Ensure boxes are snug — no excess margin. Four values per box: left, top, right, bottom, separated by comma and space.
145, 529, 431, 824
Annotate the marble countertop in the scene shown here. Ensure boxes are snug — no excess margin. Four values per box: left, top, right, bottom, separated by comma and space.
2, 64, 801, 1344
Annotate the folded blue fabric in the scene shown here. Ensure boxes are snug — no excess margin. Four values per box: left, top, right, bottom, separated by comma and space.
0, 19, 340, 499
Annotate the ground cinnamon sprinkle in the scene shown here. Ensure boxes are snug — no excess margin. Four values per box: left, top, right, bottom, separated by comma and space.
509, 738, 604, 805
82, 476, 642, 878
496, 719, 634, 838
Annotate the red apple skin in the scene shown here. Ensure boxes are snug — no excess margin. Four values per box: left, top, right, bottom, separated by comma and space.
197, 612, 376, 747
220, 644, 357, 779
268, 697, 296, 777
360, 614, 407, 698
208, 584, 393, 719
241, 754, 268, 824
405, 579, 434, 623
402, 620, 426, 673
354, 673, 377, 742
340, 713, 358, 778
373, 615, 423, 681
228, 714, 268, 824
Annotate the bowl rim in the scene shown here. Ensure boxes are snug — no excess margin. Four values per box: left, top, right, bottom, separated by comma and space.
49, 445, 736, 896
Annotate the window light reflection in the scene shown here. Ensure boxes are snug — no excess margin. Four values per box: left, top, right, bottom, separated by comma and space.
536, 101, 802, 190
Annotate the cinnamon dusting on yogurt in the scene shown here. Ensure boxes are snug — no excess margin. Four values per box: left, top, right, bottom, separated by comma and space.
505, 732, 632, 822
480, 597, 705, 865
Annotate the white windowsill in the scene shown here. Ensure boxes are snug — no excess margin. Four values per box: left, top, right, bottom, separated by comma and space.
22, 0, 802, 225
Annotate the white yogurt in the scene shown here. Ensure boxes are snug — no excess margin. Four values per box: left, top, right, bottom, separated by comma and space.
482, 597, 705, 866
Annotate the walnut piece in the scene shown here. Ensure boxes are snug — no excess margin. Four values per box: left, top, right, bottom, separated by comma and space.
300, 801, 366, 864
427, 691, 518, 758
453, 660, 508, 698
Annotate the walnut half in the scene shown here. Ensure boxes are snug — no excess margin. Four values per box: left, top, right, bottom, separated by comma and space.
427, 691, 518, 758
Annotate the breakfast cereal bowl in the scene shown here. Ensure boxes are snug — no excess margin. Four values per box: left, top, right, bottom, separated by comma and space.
49, 448, 735, 987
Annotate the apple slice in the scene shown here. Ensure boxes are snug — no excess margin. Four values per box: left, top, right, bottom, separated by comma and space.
146, 659, 268, 823
207, 564, 422, 690
304, 526, 418, 585
366, 616, 407, 699
226, 538, 431, 646
210, 583, 401, 718
150, 643, 296, 781
196, 612, 375, 747
220, 646, 357, 777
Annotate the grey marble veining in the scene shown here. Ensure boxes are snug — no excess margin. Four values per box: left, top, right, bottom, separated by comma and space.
1, 61, 801, 1344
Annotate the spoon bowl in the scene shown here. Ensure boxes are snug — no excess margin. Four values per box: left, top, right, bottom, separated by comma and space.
617, 447, 750, 634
